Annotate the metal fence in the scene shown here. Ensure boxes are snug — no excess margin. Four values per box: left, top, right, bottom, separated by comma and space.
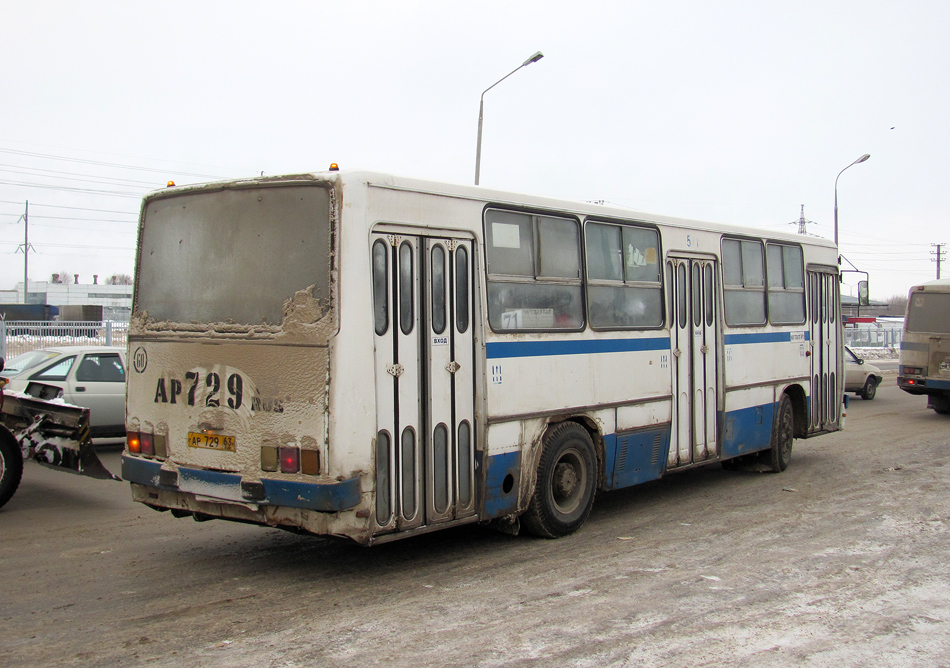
0, 320, 129, 360
843, 325, 903, 348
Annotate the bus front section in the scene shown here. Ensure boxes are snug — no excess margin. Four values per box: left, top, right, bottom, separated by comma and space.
123, 175, 367, 542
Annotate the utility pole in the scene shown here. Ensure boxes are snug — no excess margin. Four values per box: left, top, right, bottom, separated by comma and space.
932, 242, 947, 279
790, 204, 817, 235
15, 201, 35, 304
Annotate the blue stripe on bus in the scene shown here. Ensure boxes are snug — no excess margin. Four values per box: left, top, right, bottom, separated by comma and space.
900, 341, 929, 352
723, 331, 809, 345
121, 454, 362, 512
486, 336, 670, 359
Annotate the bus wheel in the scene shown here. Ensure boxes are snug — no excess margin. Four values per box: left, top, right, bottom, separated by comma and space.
930, 395, 950, 415
767, 395, 794, 473
0, 430, 24, 510
522, 422, 597, 538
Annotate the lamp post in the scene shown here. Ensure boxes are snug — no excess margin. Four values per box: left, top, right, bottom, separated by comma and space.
834, 153, 870, 247
474, 51, 544, 185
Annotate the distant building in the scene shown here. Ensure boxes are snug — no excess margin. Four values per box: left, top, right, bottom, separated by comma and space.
9, 280, 132, 321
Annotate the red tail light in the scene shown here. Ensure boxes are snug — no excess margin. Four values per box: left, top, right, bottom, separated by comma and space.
140, 432, 155, 456
279, 447, 300, 474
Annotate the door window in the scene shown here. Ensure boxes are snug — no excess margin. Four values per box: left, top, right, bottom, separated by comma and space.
32, 356, 76, 381
75, 353, 125, 383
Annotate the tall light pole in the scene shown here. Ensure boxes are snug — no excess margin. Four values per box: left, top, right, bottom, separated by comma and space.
834, 153, 870, 248
474, 51, 544, 185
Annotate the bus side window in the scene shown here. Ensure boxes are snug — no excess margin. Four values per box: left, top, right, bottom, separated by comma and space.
766, 243, 805, 324
485, 209, 584, 332
722, 238, 766, 326
585, 222, 662, 330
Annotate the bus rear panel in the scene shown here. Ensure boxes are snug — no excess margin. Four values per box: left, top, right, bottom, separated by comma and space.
898, 279, 950, 414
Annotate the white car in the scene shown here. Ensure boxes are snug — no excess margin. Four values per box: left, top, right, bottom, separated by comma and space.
2, 346, 127, 437
844, 346, 883, 400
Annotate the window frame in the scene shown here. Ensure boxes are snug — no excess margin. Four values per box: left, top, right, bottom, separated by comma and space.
721, 236, 767, 327
583, 218, 665, 331
483, 207, 585, 333
30, 355, 77, 382
765, 241, 806, 325
75, 352, 126, 383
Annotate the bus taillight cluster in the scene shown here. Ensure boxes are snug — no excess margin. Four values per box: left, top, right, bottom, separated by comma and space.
260, 446, 320, 475
127, 431, 167, 458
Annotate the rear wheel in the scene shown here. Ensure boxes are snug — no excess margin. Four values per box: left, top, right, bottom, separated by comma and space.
0, 429, 24, 509
930, 394, 950, 415
522, 422, 597, 538
860, 377, 878, 400
767, 395, 794, 473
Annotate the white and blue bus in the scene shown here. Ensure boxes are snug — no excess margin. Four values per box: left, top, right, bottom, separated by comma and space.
898, 279, 950, 414
122, 170, 843, 544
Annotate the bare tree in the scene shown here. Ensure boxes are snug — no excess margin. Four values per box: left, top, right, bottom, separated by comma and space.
881, 293, 908, 317
106, 274, 133, 285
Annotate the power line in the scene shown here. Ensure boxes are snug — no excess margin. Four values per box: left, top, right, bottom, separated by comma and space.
0, 146, 228, 180
0, 164, 162, 187
0, 179, 142, 198
0, 200, 136, 214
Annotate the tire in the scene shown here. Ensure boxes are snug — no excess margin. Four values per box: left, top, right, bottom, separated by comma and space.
931, 395, 950, 415
0, 428, 24, 510
522, 422, 597, 538
767, 395, 794, 473
861, 377, 878, 400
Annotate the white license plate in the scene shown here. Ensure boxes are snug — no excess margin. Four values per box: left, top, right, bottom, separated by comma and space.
188, 432, 236, 452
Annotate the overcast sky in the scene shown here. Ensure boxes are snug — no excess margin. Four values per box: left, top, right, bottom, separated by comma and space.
2, 1, 948, 302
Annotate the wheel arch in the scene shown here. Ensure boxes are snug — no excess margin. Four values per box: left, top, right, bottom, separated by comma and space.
782, 383, 808, 438
543, 415, 607, 490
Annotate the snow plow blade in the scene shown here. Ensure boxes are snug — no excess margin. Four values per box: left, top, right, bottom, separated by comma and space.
0, 390, 120, 481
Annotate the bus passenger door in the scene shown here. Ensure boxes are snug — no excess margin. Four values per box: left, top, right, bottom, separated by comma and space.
423, 238, 476, 525
807, 269, 840, 432
668, 257, 719, 467
372, 233, 476, 536
373, 234, 424, 532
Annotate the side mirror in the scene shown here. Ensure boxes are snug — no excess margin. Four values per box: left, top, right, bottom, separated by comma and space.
858, 280, 870, 307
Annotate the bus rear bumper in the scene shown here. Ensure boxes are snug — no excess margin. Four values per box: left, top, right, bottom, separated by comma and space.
897, 376, 950, 395
121, 454, 362, 512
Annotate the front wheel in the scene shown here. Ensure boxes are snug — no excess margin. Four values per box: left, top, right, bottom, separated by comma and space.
522, 422, 597, 538
861, 377, 878, 400
0, 429, 24, 510
767, 395, 794, 473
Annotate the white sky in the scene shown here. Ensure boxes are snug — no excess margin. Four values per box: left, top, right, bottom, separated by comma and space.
2, 1, 948, 302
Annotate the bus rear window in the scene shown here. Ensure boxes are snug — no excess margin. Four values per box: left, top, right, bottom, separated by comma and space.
136, 184, 331, 325
906, 292, 950, 333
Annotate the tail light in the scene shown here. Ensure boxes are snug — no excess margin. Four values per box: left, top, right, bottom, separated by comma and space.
279, 446, 300, 474
127, 430, 167, 458
261, 446, 320, 475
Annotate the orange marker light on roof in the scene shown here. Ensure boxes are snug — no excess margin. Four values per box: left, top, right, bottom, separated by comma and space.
329, 163, 339, 171
167, 181, 176, 187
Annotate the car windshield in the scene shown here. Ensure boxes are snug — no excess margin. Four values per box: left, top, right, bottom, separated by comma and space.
4, 350, 60, 375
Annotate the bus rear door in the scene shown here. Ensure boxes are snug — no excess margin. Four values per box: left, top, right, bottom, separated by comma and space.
371, 233, 476, 535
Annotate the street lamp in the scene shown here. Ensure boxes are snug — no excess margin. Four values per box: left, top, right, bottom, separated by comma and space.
834, 153, 870, 247
474, 51, 544, 185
